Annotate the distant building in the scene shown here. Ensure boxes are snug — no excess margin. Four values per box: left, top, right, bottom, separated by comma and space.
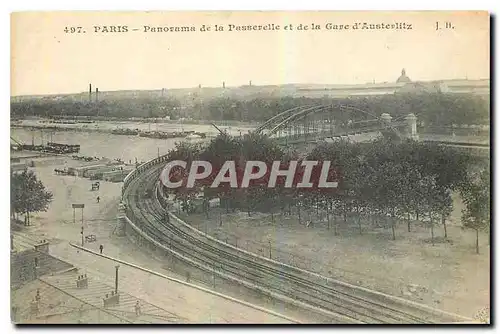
294, 68, 489, 98
396, 81, 451, 94
396, 68, 412, 83
10, 68, 489, 103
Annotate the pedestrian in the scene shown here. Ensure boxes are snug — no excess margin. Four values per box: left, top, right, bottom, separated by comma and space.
99, 244, 103, 254
134, 301, 141, 316
97, 196, 100, 203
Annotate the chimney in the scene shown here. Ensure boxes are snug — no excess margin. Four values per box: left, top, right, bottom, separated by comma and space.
249, 80, 252, 86
222, 81, 225, 89
95, 88, 99, 102
89, 83, 92, 102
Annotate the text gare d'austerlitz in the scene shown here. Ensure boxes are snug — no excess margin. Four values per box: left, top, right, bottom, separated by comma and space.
93, 21, 412, 34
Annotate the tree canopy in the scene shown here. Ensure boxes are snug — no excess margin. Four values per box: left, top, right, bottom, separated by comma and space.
160, 130, 480, 246
11, 92, 489, 127
460, 167, 490, 253
11, 169, 53, 225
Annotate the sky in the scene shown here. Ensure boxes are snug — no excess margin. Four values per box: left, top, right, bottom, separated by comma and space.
10, 11, 490, 96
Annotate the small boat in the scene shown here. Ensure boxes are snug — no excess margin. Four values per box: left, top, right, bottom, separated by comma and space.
185, 133, 203, 140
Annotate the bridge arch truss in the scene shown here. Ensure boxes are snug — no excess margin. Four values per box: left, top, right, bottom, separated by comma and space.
255, 104, 407, 144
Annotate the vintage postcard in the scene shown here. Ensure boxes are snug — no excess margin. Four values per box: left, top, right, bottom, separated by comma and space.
10, 11, 490, 324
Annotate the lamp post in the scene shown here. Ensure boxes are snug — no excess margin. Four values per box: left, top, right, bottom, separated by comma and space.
115, 265, 120, 294
81, 208, 84, 246
268, 240, 272, 259
72, 204, 85, 246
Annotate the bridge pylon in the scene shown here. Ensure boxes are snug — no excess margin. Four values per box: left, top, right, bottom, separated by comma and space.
380, 113, 393, 124
405, 113, 419, 141
381, 113, 419, 141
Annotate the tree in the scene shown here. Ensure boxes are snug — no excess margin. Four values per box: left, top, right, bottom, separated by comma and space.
435, 186, 453, 239
162, 141, 203, 214
418, 175, 443, 246
398, 163, 423, 232
396, 140, 468, 237
199, 133, 242, 213
239, 132, 286, 216
377, 161, 405, 241
460, 168, 490, 254
11, 170, 53, 225
358, 138, 402, 240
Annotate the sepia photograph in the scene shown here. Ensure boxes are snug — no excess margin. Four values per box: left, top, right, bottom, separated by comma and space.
9, 11, 490, 324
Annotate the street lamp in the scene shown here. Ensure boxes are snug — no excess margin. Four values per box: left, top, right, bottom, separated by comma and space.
72, 203, 85, 246
115, 265, 120, 294
268, 239, 272, 259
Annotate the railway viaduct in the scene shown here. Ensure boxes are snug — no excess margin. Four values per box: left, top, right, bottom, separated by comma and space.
115, 105, 485, 323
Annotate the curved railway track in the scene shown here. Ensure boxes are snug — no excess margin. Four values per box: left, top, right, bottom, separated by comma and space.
123, 158, 471, 324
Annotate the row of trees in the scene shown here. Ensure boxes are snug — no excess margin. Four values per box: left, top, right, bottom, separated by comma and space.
11, 97, 183, 120
162, 133, 490, 252
202, 93, 489, 126
12, 92, 489, 127
11, 170, 53, 226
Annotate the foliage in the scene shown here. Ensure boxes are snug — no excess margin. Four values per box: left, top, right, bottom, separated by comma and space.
162, 129, 474, 244
460, 167, 490, 253
460, 168, 490, 231
11, 96, 182, 120
11, 170, 53, 225
11, 92, 489, 126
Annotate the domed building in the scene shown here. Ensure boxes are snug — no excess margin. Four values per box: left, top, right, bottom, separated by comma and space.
293, 67, 488, 97
396, 68, 411, 83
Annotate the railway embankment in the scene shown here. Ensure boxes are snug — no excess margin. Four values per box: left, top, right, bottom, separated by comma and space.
120, 154, 473, 324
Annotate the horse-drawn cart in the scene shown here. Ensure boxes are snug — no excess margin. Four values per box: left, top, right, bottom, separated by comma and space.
85, 234, 97, 243
91, 181, 100, 191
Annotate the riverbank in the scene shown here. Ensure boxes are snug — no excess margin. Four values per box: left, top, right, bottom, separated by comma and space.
10, 127, 203, 163
11, 118, 258, 138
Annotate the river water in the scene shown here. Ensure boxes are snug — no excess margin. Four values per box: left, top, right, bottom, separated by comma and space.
11, 121, 257, 163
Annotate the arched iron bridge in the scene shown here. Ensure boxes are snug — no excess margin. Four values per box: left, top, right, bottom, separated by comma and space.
254, 104, 412, 145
